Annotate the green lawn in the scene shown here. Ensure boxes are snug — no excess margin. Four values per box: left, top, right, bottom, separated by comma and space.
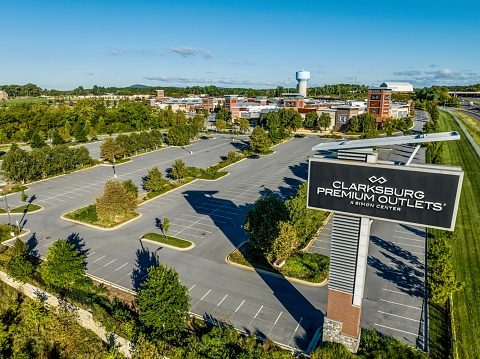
452, 110, 480, 146
142, 232, 192, 248
65, 204, 139, 228
0, 203, 41, 214
229, 242, 329, 283
0, 97, 51, 105
438, 110, 480, 358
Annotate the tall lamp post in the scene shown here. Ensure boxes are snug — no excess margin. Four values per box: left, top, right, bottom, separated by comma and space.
112, 150, 117, 178
4, 193, 14, 237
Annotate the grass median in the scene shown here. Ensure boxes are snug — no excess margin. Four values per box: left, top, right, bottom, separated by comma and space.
436, 110, 480, 358
229, 242, 329, 283
0, 203, 41, 214
64, 204, 139, 229
142, 233, 192, 249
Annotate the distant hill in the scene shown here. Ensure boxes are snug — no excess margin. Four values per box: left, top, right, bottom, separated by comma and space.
129, 84, 149, 88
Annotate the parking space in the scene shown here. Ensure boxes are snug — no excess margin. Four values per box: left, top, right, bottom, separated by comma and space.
183, 280, 320, 351
365, 222, 426, 349
308, 217, 332, 256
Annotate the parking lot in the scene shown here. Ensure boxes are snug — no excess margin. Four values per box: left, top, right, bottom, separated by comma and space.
0, 133, 429, 352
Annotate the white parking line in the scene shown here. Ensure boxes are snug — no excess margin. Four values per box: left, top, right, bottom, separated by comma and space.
380, 299, 422, 310
234, 300, 245, 313
217, 294, 228, 307
288, 317, 303, 345
111, 262, 129, 272
378, 311, 419, 322
86, 251, 96, 257
395, 235, 424, 242
267, 311, 283, 336
382, 288, 411, 296
375, 323, 418, 337
189, 284, 196, 291
90, 255, 106, 264
249, 305, 264, 326
394, 242, 424, 249
200, 289, 211, 301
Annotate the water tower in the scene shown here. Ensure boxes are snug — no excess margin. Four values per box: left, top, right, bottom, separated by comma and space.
296, 70, 310, 97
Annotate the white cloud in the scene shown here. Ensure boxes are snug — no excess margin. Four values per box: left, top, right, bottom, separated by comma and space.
168, 47, 215, 60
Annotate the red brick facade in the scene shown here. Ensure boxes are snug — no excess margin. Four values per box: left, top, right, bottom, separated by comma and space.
326, 289, 361, 337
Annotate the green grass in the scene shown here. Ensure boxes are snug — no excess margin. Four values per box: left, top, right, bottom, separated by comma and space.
437, 110, 480, 358
0, 97, 52, 105
65, 204, 139, 228
0, 203, 41, 214
229, 242, 329, 283
0, 185, 28, 195
142, 232, 192, 248
452, 110, 480, 146
429, 302, 451, 359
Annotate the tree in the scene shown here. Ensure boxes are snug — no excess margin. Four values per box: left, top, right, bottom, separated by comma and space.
285, 183, 328, 247
30, 132, 46, 148
318, 113, 332, 131
428, 231, 463, 304
137, 264, 190, 342
96, 179, 138, 220
270, 221, 297, 262
1, 143, 31, 183
162, 218, 170, 239
215, 119, 227, 132
142, 166, 168, 193
227, 150, 237, 163
99, 137, 124, 162
51, 130, 64, 145
249, 126, 271, 153
304, 112, 318, 129
41, 239, 87, 293
170, 159, 187, 181
123, 179, 139, 198
5, 238, 35, 283
238, 118, 250, 133
215, 108, 229, 122
165, 124, 189, 146
244, 193, 288, 252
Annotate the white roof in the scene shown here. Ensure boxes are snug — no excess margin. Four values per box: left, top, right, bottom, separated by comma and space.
380, 82, 414, 92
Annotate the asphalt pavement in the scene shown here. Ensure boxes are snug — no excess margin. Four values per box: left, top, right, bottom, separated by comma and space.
0, 112, 430, 352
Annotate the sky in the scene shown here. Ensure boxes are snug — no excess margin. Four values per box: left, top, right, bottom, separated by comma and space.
1, 0, 479, 90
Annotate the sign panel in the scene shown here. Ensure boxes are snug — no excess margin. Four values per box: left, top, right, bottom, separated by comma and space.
307, 158, 463, 230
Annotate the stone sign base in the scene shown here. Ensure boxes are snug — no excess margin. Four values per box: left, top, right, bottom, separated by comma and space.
322, 318, 360, 353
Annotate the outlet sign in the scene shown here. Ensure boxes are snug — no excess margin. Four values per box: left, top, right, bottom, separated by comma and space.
307, 158, 463, 230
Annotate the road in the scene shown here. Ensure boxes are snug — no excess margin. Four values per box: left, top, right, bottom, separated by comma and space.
0, 111, 429, 352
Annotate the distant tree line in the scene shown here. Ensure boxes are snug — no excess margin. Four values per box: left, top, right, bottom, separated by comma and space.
0, 99, 198, 144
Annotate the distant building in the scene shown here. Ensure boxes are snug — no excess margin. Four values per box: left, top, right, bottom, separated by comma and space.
380, 82, 413, 93
225, 95, 240, 120
156, 90, 165, 100
283, 93, 304, 110
0, 90, 8, 100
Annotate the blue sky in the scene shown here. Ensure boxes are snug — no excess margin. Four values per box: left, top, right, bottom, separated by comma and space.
2, 0, 479, 90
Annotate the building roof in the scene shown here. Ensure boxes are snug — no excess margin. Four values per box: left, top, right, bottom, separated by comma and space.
380, 82, 414, 92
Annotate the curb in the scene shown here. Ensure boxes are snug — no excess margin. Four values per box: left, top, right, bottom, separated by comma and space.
225, 242, 328, 287
301, 212, 333, 253
140, 236, 195, 251
60, 212, 143, 231
0, 204, 44, 216
2, 229, 31, 246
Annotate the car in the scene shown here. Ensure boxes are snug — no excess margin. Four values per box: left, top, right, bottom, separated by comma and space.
201, 135, 210, 140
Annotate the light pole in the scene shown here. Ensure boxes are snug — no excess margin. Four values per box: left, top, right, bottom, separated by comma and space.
4, 193, 15, 237
112, 150, 117, 178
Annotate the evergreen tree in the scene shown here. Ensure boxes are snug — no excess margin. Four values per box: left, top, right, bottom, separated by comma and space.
142, 166, 168, 193
249, 126, 271, 153
170, 159, 187, 181
41, 239, 87, 292
137, 265, 190, 342
5, 238, 35, 283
